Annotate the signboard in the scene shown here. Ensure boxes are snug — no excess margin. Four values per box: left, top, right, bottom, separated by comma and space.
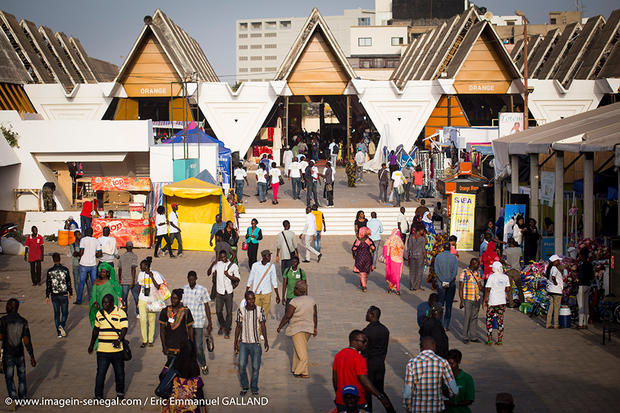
92, 218, 152, 248
91, 177, 152, 192
503, 204, 526, 242
540, 171, 555, 206
498, 112, 524, 138
541, 237, 555, 261
450, 193, 476, 251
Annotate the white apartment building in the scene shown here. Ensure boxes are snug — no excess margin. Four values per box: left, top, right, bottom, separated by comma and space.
235, 8, 374, 82
349, 25, 408, 80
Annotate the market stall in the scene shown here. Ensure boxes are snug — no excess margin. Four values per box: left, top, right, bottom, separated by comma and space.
91, 177, 153, 248
162, 177, 234, 252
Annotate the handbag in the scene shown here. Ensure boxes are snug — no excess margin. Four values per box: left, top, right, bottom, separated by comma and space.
206, 334, 215, 352
281, 231, 296, 259
242, 242, 248, 251
159, 283, 171, 301
155, 357, 177, 398
279, 176, 285, 185
99, 310, 132, 361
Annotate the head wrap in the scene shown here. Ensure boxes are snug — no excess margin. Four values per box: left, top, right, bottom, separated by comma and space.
358, 226, 372, 239
491, 261, 504, 274
98, 261, 117, 283
172, 288, 184, 299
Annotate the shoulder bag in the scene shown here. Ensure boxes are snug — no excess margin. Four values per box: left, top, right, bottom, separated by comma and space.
281, 231, 296, 259
253, 263, 273, 293
225, 261, 240, 289
99, 310, 132, 361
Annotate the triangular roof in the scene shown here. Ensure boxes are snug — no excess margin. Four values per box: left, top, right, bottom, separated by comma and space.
114, 9, 218, 85
162, 177, 222, 199
275, 8, 356, 82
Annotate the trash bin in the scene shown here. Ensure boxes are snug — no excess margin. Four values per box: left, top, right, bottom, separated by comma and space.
559, 306, 571, 328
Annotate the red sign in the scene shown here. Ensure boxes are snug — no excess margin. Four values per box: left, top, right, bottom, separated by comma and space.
91, 177, 152, 192
92, 218, 152, 248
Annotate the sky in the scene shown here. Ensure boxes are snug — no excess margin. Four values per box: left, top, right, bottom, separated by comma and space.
2, 0, 618, 81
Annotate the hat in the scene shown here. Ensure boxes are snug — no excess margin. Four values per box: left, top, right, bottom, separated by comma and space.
171, 203, 178, 208
124, 241, 134, 248
549, 254, 561, 262
342, 385, 359, 397
67, 216, 74, 221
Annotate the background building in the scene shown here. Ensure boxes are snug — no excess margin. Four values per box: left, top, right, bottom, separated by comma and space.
392, 0, 468, 21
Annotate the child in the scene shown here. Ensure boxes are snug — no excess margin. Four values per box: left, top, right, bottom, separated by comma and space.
449, 235, 459, 258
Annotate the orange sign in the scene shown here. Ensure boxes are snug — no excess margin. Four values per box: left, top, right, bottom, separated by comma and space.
92, 218, 152, 248
91, 177, 152, 192
459, 162, 472, 175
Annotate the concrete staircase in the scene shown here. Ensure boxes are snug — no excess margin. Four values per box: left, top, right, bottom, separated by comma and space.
238, 207, 418, 235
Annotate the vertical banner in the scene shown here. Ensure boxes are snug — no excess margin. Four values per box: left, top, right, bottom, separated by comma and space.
450, 193, 476, 251
498, 112, 524, 137
540, 171, 555, 206
218, 149, 231, 185
503, 204, 527, 242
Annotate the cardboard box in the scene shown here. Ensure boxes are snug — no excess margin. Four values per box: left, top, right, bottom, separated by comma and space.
104, 202, 130, 211
103, 191, 131, 204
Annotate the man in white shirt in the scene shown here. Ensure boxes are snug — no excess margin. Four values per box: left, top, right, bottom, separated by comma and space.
255, 163, 268, 203
234, 164, 249, 203
397, 207, 409, 244
299, 156, 309, 191
207, 250, 240, 339
76, 227, 101, 304
276, 220, 298, 275
183, 271, 213, 374
367, 212, 384, 266
355, 149, 365, 182
97, 226, 118, 268
329, 140, 338, 168
299, 206, 322, 263
288, 158, 302, 200
246, 250, 280, 317
168, 203, 182, 256
282, 147, 293, 178
391, 168, 404, 207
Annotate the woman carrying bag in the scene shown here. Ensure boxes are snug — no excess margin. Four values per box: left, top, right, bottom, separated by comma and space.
137, 257, 167, 348
245, 218, 262, 270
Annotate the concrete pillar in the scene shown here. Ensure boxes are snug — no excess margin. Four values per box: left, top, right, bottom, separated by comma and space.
511, 155, 519, 195
554, 151, 564, 255
583, 152, 594, 238
530, 153, 539, 223
494, 179, 502, 220
618, 167, 620, 236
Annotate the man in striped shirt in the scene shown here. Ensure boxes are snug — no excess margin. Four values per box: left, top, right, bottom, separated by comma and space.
459, 258, 484, 343
403, 337, 458, 412
234, 290, 268, 396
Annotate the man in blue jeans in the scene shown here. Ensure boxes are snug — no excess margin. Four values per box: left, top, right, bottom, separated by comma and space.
75, 227, 101, 305
0, 298, 37, 408
434, 242, 459, 330
118, 241, 139, 317
234, 290, 269, 396
45, 253, 73, 337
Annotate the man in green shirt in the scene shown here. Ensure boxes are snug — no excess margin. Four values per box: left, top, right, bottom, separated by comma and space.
445, 349, 475, 412
282, 257, 306, 306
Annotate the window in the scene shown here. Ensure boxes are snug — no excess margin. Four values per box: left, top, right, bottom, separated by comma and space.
250, 67, 262, 72
266, 21, 276, 29
250, 44, 262, 49
265, 67, 277, 72
550, 18, 557, 24
264, 33, 276, 38
239, 45, 248, 50
358, 17, 371, 26
251, 22, 262, 30
239, 56, 248, 61
264, 44, 277, 49
239, 33, 248, 39
358, 37, 372, 47
239, 68, 248, 73
250, 56, 262, 61
265, 55, 277, 60
280, 20, 291, 29
239, 22, 248, 31
250, 33, 262, 38
391, 37, 404, 46
507, 21, 515, 26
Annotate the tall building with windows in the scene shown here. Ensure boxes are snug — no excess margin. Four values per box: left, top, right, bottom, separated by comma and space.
235, 9, 374, 82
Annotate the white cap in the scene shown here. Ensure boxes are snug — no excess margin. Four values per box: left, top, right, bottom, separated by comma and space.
549, 254, 561, 262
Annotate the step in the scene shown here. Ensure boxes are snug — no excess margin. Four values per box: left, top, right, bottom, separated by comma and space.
238, 207, 420, 235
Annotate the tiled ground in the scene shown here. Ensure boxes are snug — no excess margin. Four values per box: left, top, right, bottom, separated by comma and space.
1, 234, 619, 412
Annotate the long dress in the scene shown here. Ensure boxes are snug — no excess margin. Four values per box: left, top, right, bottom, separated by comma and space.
345, 160, 357, 187
383, 229, 404, 293
89, 263, 122, 328
426, 233, 448, 289
352, 238, 375, 288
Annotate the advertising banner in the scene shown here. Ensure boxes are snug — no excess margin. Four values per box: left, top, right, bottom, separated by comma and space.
92, 218, 152, 248
540, 171, 555, 206
503, 204, 527, 242
91, 177, 152, 192
498, 112, 524, 137
450, 193, 476, 251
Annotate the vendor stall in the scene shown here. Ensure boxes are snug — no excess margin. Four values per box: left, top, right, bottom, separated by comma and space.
91, 177, 153, 248
162, 177, 234, 252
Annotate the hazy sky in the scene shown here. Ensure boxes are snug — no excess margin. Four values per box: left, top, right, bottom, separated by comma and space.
2, 0, 617, 81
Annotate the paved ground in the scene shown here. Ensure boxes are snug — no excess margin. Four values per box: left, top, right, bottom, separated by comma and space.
1, 234, 620, 412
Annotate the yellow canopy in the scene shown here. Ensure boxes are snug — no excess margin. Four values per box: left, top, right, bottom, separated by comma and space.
162, 177, 222, 199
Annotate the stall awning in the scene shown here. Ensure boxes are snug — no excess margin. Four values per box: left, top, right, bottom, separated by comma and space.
91, 177, 152, 191
162, 177, 222, 199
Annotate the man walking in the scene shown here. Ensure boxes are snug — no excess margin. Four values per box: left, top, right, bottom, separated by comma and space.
256, 163, 268, 203
406, 224, 426, 291
355, 148, 365, 182
118, 241, 139, 318
97, 226, 118, 268
282, 257, 307, 305
45, 253, 73, 338
87, 294, 127, 400
362, 306, 390, 413
168, 203, 182, 257
367, 212, 383, 267
234, 290, 269, 396
234, 163, 248, 202
434, 242, 458, 330
69, 230, 82, 297
24, 226, 44, 286
403, 337, 458, 413
0, 298, 36, 407
417, 293, 439, 328
183, 271, 213, 375
207, 250, 240, 339
445, 349, 475, 412
323, 161, 335, 207
80, 200, 96, 235
459, 258, 483, 343
311, 205, 326, 253
397, 207, 409, 244
76, 228, 101, 305
378, 163, 390, 204
329, 140, 338, 168
300, 207, 322, 263
247, 250, 280, 317
503, 238, 525, 307
276, 220, 298, 275
288, 156, 302, 200
305, 160, 319, 207
209, 214, 226, 247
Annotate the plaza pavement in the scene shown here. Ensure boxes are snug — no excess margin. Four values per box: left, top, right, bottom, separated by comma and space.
1, 232, 620, 412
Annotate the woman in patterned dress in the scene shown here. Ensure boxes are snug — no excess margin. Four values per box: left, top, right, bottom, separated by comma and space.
352, 227, 375, 292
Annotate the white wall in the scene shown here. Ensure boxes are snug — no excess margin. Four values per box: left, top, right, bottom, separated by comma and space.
527, 79, 603, 124
24, 83, 114, 120
350, 26, 407, 56
150, 143, 218, 183
375, 0, 393, 25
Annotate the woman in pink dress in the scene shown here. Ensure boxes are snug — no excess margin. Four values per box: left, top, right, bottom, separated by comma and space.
383, 228, 405, 295
352, 227, 375, 292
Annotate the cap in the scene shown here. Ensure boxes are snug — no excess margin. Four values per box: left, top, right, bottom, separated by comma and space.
171, 203, 178, 208
342, 385, 359, 397
67, 216, 74, 221
125, 241, 134, 248
549, 254, 561, 262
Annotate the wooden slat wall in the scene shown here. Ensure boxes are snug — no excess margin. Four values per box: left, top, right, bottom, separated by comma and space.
169, 98, 194, 123
424, 95, 469, 143
453, 35, 513, 94
287, 32, 349, 96
0, 83, 36, 113
113, 98, 139, 120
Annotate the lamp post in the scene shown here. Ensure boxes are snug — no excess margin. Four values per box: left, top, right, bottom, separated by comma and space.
515, 10, 529, 129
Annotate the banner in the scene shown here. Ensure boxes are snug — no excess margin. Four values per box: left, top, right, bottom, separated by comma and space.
503, 204, 527, 242
91, 177, 152, 192
450, 193, 476, 251
540, 171, 555, 206
498, 112, 524, 137
92, 218, 152, 248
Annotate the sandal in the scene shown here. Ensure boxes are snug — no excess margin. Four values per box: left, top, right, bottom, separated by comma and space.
495, 340, 503, 346
396, 291, 401, 295
362, 287, 367, 293
299, 374, 310, 379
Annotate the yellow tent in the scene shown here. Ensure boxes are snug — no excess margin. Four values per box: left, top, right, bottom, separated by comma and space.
162, 177, 234, 252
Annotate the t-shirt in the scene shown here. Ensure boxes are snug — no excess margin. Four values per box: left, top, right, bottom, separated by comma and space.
277, 230, 297, 260
137, 270, 165, 301
288, 161, 301, 178
214, 240, 231, 258
413, 170, 424, 186
236, 304, 266, 344
214, 261, 239, 295
256, 169, 267, 184
283, 267, 306, 299
312, 210, 324, 231
94, 306, 128, 353
80, 201, 93, 218
397, 213, 409, 234
98, 236, 117, 263
299, 160, 308, 174
446, 370, 475, 413
270, 168, 281, 184
168, 211, 179, 234
159, 306, 194, 354
79, 236, 100, 267
486, 273, 510, 306
323, 167, 335, 184
547, 266, 564, 295
355, 151, 365, 166
392, 170, 404, 187
333, 348, 367, 405
156, 213, 168, 236
234, 168, 247, 181
504, 247, 522, 270
311, 166, 319, 181
118, 252, 138, 285
24, 235, 44, 262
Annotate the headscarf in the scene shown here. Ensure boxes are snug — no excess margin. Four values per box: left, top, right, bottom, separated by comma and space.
422, 211, 432, 223
481, 241, 499, 276
385, 228, 404, 258
491, 261, 504, 274
98, 261, 118, 284
358, 226, 372, 239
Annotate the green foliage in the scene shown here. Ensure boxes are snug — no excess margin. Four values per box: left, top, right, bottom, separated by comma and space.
1, 123, 19, 148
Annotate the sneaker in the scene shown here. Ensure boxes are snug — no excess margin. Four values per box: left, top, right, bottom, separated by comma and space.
136, 314, 140, 319
177, 253, 183, 257
462, 339, 469, 344
240, 389, 248, 396
58, 334, 62, 338
302, 260, 310, 263
470, 338, 481, 343
201, 365, 209, 375
58, 326, 67, 337
317, 253, 322, 262
251, 391, 259, 396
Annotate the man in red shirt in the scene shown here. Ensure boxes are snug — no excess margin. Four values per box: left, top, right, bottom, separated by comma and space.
332, 330, 394, 412
24, 226, 44, 286
80, 200, 94, 236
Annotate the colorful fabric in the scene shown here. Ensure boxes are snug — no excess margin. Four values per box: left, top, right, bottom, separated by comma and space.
352, 238, 375, 279
384, 229, 404, 291
480, 241, 500, 279
459, 268, 482, 301
486, 305, 505, 336
161, 376, 204, 413
427, 233, 448, 288
93, 306, 128, 353
403, 349, 456, 412
345, 160, 357, 187
89, 262, 122, 328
